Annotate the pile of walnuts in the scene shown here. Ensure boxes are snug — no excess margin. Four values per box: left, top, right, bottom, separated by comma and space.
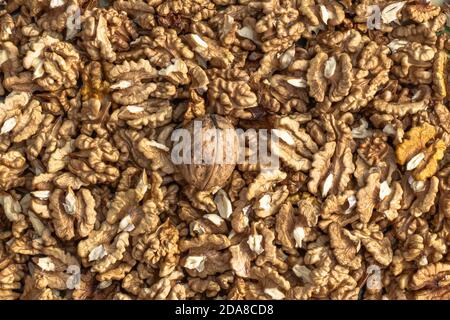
0, 0, 449, 300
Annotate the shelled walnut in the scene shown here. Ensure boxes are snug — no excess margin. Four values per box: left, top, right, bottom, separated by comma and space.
0, 0, 449, 301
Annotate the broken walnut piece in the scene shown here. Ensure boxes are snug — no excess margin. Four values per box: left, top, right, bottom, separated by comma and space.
395, 123, 446, 181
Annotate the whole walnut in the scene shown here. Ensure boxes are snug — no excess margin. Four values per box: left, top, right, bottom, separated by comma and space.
177, 114, 238, 191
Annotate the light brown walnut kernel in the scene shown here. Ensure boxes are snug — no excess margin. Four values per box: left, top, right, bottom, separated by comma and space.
207, 68, 257, 119
396, 123, 446, 181
404, 4, 441, 23
49, 188, 96, 240
68, 134, 120, 185
307, 51, 352, 103
0, 151, 26, 190
23, 35, 80, 91
80, 8, 139, 62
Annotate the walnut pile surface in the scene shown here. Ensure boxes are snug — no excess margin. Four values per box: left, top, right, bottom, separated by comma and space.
0, 0, 449, 300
